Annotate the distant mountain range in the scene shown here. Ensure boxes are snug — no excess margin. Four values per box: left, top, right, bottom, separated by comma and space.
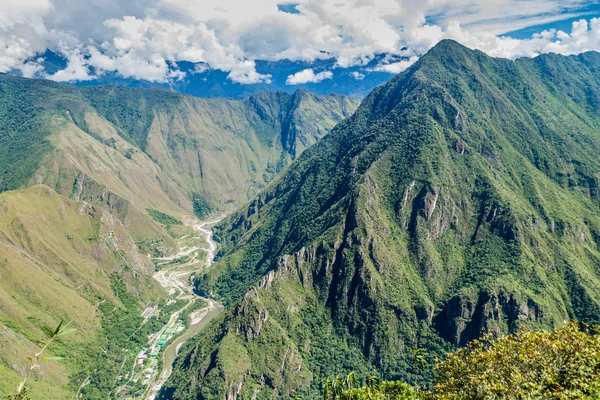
14, 51, 402, 99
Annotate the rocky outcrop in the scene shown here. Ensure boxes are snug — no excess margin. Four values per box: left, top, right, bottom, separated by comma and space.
73, 173, 129, 221
434, 290, 542, 346
236, 291, 270, 340
424, 186, 440, 220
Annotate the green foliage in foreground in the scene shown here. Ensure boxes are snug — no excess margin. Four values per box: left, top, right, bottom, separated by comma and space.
431, 321, 600, 400
146, 208, 182, 226
322, 373, 416, 400
5, 321, 75, 400
325, 323, 600, 400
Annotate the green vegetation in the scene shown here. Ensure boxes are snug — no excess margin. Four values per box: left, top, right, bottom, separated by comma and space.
163, 40, 600, 398
69, 276, 187, 399
80, 85, 182, 151
6, 321, 75, 400
0, 76, 60, 192
191, 192, 213, 219
321, 322, 600, 400
431, 321, 600, 399
322, 374, 416, 400
147, 208, 182, 226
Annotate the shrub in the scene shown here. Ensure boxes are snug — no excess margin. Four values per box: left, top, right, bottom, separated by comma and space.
431, 322, 600, 399
322, 373, 418, 400
146, 208, 182, 225
322, 323, 600, 400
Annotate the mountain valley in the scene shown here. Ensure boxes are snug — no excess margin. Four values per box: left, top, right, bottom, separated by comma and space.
160, 40, 600, 399
2, 38, 600, 400
0, 74, 357, 398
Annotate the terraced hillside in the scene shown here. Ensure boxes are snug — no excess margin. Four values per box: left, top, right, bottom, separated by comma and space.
162, 40, 600, 399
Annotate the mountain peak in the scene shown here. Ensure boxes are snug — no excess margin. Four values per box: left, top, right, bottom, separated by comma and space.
165, 44, 600, 399
419, 39, 482, 67
429, 38, 470, 52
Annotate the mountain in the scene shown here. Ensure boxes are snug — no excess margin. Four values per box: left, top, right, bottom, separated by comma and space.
0, 75, 357, 398
23, 51, 401, 99
162, 40, 600, 399
0, 74, 358, 212
0, 185, 166, 399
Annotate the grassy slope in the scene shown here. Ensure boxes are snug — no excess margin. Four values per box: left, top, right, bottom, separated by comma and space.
0, 185, 163, 398
163, 41, 600, 399
0, 74, 358, 216
0, 75, 357, 397
141, 89, 358, 208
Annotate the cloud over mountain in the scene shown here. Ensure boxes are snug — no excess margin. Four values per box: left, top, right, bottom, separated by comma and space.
2, 0, 600, 84
286, 68, 333, 84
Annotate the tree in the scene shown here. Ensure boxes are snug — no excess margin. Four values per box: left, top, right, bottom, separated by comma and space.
431, 322, 600, 399
323, 373, 416, 400
321, 323, 600, 400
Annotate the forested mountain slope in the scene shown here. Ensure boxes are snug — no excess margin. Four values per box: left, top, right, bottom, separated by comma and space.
0, 75, 356, 398
0, 75, 358, 214
162, 40, 600, 399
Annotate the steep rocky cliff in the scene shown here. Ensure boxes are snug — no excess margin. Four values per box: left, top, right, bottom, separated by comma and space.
163, 40, 600, 399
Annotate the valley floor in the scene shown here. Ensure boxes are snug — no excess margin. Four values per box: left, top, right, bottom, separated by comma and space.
112, 217, 225, 400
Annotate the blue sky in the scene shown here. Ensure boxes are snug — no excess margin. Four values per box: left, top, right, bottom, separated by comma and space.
277, 3, 301, 14
504, 2, 600, 38
4, 0, 600, 84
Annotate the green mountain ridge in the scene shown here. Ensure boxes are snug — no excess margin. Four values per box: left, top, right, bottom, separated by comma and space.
0, 75, 357, 398
0, 74, 358, 213
161, 40, 600, 399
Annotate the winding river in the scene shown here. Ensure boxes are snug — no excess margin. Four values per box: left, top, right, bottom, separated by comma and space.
145, 217, 225, 400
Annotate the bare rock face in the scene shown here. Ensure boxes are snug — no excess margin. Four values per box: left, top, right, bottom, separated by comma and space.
455, 139, 466, 154
225, 380, 244, 400
453, 110, 468, 132
423, 186, 440, 220
74, 173, 130, 221
433, 292, 477, 345
434, 290, 542, 346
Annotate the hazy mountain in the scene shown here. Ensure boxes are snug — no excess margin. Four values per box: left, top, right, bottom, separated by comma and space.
21, 50, 401, 99
0, 74, 358, 211
161, 40, 600, 399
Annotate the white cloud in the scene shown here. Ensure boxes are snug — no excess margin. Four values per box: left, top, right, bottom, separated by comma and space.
16, 59, 44, 78
351, 71, 365, 80
373, 56, 419, 73
286, 69, 333, 84
0, 0, 53, 73
1, 0, 600, 84
48, 46, 94, 82
193, 63, 209, 74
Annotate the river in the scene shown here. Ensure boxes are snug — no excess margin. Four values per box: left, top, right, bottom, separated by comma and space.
144, 216, 225, 400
